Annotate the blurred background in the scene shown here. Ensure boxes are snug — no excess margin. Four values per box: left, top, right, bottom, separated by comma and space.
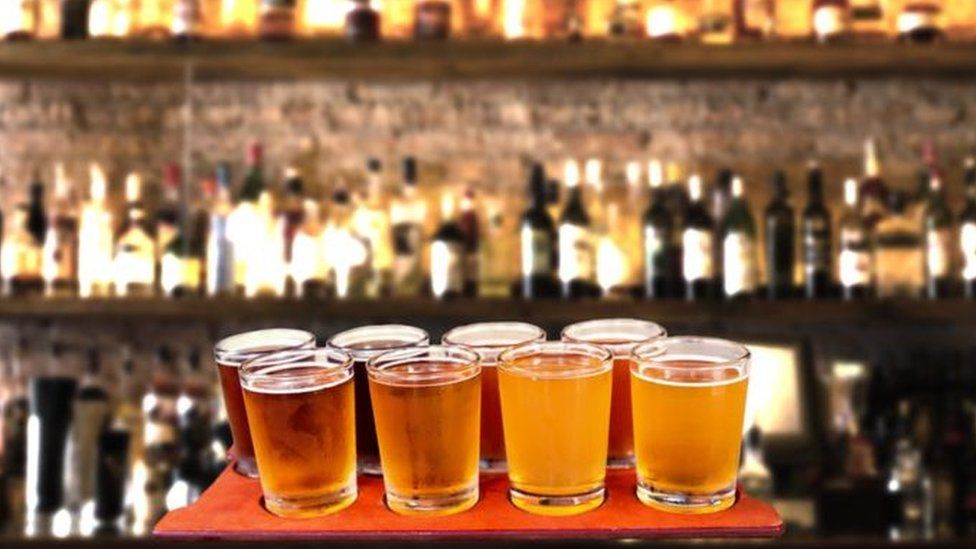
0, 0, 976, 545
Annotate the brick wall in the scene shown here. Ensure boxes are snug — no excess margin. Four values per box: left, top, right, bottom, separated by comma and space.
0, 77, 974, 210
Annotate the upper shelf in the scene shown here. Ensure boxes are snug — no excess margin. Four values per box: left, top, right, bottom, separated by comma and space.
2, 40, 976, 82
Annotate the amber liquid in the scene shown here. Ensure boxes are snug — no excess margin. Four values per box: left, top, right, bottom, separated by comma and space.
631, 360, 748, 513
608, 357, 634, 464
217, 362, 256, 476
480, 365, 505, 466
243, 376, 356, 518
369, 363, 481, 516
498, 353, 612, 516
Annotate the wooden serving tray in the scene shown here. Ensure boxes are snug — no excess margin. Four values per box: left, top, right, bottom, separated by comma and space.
154, 466, 783, 540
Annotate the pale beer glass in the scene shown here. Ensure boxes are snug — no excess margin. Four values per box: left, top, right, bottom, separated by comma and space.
498, 341, 612, 516
367, 345, 481, 516
240, 348, 357, 518
441, 321, 546, 472
630, 337, 750, 514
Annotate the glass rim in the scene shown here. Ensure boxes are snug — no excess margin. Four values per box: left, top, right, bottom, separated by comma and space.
630, 336, 751, 375
214, 328, 316, 367
326, 324, 430, 359
497, 341, 613, 380
441, 322, 546, 353
560, 318, 667, 353
239, 348, 354, 393
366, 345, 480, 387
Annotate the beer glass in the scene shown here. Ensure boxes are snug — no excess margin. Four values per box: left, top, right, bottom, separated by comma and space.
561, 318, 666, 467
367, 345, 481, 516
327, 324, 430, 475
630, 337, 750, 514
214, 328, 315, 477
442, 321, 546, 472
498, 341, 612, 516
240, 348, 357, 518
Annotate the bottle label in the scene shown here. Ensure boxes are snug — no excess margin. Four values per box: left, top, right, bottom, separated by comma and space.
962, 222, 976, 281
814, 6, 849, 37
723, 232, 756, 296
839, 227, 872, 287
114, 239, 156, 291
804, 219, 831, 274
926, 228, 951, 277
682, 228, 714, 282
431, 241, 463, 296
558, 223, 594, 283
520, 225, 552, 277
161, 253, 201, 295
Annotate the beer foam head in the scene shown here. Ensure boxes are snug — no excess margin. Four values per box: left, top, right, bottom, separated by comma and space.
215, 328, 316, 367
240, 348, 353, 394
327, 324, 430, 361
631, 336, 750, 387
442, 322, 546, 364
498, 341, 613, 380
367, 345, 480, 387
562, 318, 666, 358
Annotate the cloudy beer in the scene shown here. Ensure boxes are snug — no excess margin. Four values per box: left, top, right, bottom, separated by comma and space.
561, 319, 666, 467
498, 342, 612, 516
631, 337, 750, 514
214, 328, 315, 477
442, 322, 546, 471
241, 348, 357, 518
368, 346, 481, 516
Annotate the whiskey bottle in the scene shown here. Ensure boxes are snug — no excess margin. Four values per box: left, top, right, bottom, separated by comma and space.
683, 175, 715, 301
838, 178, 874, 300
113, 173, 157, 297
922, 174, 953, 299
720, 176, 757, 300
519, 163, 558, 299
42, 164, 79, 297
558, 160, 596, 299
643, 159, 676, 299
390, 157, 426, 296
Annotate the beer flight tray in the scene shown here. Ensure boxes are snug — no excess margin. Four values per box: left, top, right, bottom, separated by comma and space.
154, 466, 784, 540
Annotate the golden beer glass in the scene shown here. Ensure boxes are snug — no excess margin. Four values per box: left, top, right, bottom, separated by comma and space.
442, 322, 546, 472
214, 328, 316, 478
240, 348, 357, 518
497, 341, 613, 516
561, 318, 666, 468
367, 345, 481, 516
630, 337, 750, 514
327, 324, 430, 475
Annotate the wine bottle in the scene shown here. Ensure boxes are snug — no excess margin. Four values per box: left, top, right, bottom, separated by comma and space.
923, 174, 953, 299
839, 178, 875, 300
643, 160, 677, 299
961, 158, 976, 300
720, 176, 757, 300
519, 163, 558, 299
765, 170, 795, 299
803, 162, 833, 299
42, 164, 79, 297
430, 193, 465, 300
682, 175, 715, 301
558, 160, 596, 299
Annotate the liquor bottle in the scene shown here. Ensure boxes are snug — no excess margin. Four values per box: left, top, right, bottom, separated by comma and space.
720, 176, 757, 300
558, 160, 596, 299
2, 0, 38, 40
390, 157, 426, 296
645, 0, 684, 41
172, 0, 204, 40
113, 173, 157, 297
289, 198, 327, 298
803, 163, 833, 299
322, 188, 370, 299
850, 0, 886, 38
609, 0, 644, 38
61, 0, 91, 38
258, 0, 296, 39
205, 163, 235, 297
458, 187, 479, 297
813, 0, 851, 42
227, 142, 283, 297
430, 193, 465, 300
765, 171, 795, 300
413, 0, 451, 40
160, 211, 203, 299
922, 174, 953, 299
156, 163, 182, 261
682, 175, 715, 301
734, 0, 775, 40
77, 165, 113, 298
838, 178, 874, 300
897, 1, 944, 43
86, 0, 114, 38
860, 139, 889, 228
42, 164, 79, 297
712, 168, 734, 293
345, 0, 380, 41
277, 167, 305, 270
699, 0, 734, 44
136, 0, 176, 38
519, 163, 558, 299
2, 175, 45, 297
961, 158, 976, 299
351, 158, 393, 297
874, 191, 923, 299
63, 348, 111, 531
643, 159, 676, 299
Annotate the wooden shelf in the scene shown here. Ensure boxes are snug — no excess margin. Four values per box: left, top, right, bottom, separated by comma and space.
1, 40, 976, 82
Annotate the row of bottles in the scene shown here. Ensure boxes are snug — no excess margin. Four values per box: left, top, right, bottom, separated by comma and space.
0, 333, 229, 537
1, 139, 975, 302
1, 1, 972, 43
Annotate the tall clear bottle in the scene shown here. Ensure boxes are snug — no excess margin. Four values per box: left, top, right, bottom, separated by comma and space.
720, 176, 757, 300
922, 174, 953, 299
322, 188, 370, 299
961, 158, 976, 300
682, 174, 716, 301
113, 173, 157, 297
430, 192, 465, 300
643, 159, 676, 299
289, 198, 327, 298
42, 163, 79, 297
558, 159, 596, 299
519, 163, 558, 299
352, 158, 393, 297
390, 157, 427, 296
838, 177, 874, 300
205, 163, 235, 297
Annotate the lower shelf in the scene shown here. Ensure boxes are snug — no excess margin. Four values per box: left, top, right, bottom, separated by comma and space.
154, 467, 783, 540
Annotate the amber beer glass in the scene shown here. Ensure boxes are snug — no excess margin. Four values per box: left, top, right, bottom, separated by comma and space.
561, 318, 666, 467
240, 348, 357, 518
630, 337, 750, 514
327, 325, 429, 475
442, 322, 546, 472
498, 341, 612, 516
214, 328, 315, 477
367, 345, 481, 516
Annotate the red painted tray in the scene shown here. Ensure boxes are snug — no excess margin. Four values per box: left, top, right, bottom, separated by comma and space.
155, 466, 783, 540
